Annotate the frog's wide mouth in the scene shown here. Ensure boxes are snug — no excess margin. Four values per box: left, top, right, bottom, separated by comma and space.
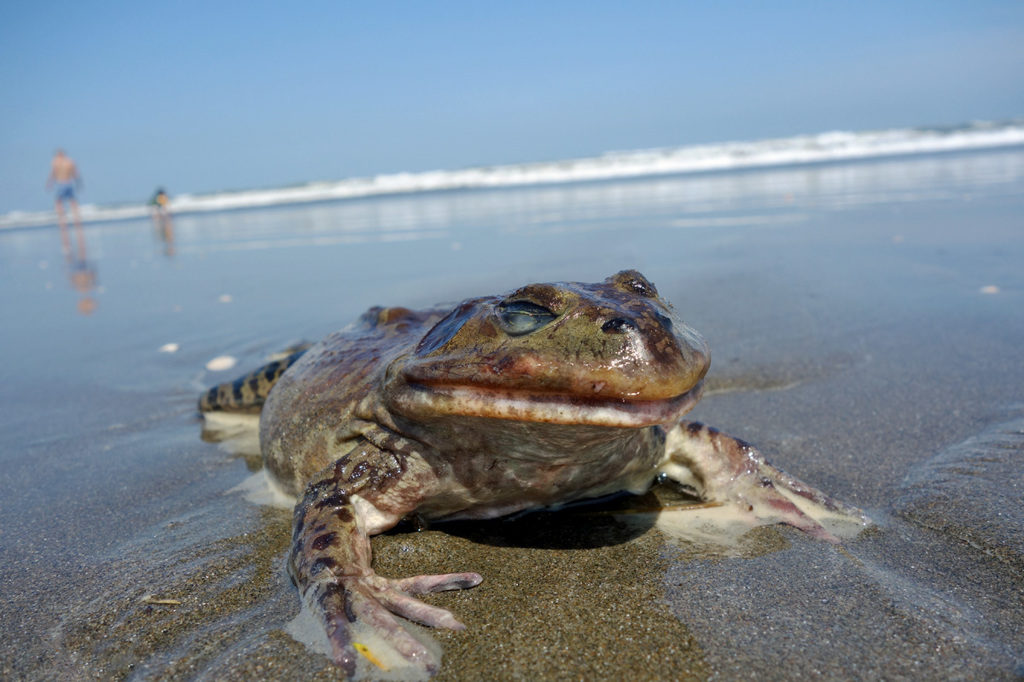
389, 379, 705, 428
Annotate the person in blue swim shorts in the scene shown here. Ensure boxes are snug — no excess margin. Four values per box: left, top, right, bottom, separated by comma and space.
46, 149, 84, 258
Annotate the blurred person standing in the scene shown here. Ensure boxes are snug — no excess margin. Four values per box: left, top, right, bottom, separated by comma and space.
46, 149, 85, 259
148, 187, 175, 256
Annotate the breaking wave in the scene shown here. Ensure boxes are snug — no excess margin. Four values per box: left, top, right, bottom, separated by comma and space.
5, 119, 1023, 230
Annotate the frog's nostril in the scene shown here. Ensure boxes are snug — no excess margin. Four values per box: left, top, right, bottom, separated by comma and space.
601, 318, 635, 333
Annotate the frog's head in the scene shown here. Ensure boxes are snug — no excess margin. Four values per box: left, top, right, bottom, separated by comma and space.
384, 270, 710, 428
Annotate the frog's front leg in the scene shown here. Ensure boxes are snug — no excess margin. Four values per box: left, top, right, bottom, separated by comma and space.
661, 421, 870, 542
289, 444, 482, 676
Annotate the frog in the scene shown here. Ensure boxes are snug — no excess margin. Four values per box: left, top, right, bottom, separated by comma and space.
199, 270, 869, 677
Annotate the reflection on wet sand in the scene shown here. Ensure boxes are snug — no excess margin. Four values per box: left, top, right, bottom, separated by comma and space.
57, 217, 100, 316
154, 214, 176, 257
67, 257, 98, 316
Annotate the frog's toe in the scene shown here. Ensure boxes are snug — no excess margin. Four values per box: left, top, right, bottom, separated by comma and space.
377, 588, 468, 630
379, 571, 483, 629
739, 458, 872, 542
771, 463, 869, 516
739, 482, 843, 543
392, 571, 484, 594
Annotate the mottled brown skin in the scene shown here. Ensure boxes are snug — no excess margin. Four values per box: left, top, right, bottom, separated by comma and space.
201, 270, 868, 677
199, 348, 309, 415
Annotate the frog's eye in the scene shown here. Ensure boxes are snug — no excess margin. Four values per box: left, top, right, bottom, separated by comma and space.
496, 301, 557, 336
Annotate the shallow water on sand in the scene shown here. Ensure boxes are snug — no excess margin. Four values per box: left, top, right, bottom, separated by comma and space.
2, 148, 1024, 680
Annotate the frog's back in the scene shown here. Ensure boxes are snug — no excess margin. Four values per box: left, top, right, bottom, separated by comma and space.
257, 306, 447, 494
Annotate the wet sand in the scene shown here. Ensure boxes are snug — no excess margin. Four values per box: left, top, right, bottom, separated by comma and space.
2, 149, 1024, 680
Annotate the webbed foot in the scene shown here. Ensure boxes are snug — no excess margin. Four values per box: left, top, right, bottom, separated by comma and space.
663, 421, 870, 542
307, 570, 482, 675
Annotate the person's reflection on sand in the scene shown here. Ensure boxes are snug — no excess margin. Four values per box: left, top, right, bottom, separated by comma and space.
149, 187, 175, 256
69, 256, 99, 315
53, 209, 99, 315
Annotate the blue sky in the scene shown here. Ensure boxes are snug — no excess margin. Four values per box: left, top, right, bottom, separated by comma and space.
2, 1, 1022, 213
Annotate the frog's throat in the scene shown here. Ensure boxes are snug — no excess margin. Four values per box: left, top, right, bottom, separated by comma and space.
389, 379, 705, 428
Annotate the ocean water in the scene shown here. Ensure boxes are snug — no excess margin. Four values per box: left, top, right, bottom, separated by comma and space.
1, 145, 1023, 680
4, 119, 1023, 230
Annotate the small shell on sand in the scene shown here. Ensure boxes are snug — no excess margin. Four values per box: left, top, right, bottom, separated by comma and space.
206, 355, 238, 371
159, 343, 180, 353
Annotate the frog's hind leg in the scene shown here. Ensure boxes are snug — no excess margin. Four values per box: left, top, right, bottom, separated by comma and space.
662, 421, 871, 542
198, 348, 308, 414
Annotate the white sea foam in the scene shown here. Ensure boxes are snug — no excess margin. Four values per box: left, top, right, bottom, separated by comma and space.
5, 120, 1023, 230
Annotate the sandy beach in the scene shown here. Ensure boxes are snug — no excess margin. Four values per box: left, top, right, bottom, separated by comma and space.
2, 148, 1023, 680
